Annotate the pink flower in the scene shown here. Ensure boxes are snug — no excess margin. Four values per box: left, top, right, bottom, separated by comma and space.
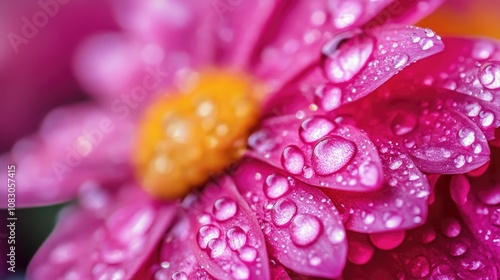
6, 0, 500, 278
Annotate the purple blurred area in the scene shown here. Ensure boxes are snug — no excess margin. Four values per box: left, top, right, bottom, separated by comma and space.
0, 0, 118, 152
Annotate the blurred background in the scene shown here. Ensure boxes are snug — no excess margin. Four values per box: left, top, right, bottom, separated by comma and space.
0, 0, 499, 278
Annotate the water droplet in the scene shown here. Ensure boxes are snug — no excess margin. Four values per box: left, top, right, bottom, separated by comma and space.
409, 255, 430, 278
391, 113, 417, 136
309, 255, 322, 266
329, 1, 362, 29
281, 145, 305, 175
490, 209, 500, 226
299, 116, 336, 143
315, 85, 342, 111
197, 225, 221, 249
263, 174, 290, 199
226, 226, 247, 251
472, 41, 495, 60
231, 263, 250, 280
454, 155, 466, 168
171, 272, 188, 280
207, 238, 227, 258
479, 110, 494, 127
411, 33, 421, 43
248, 129, 276, 154
272, 199, 297, 227
449, 242, 468, 256
289, 214, 322, 246
465, 102, 481, 117
326, 226, 346, 244
359, 162, 379, 187
312, 136, 356, 175
393, 54, 409, 69
479, 61, 500, 89
389, 157, 403, 170
213, 197, 237, 221
419, 38, 434, 51
458, 127, 475, 147
383, 212, 403, 229
238, 246, 257, 263
322, 30, 374, 83
441, 218, 461, 238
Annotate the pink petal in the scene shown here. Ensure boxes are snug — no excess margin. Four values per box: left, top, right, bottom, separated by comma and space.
364, 0, 446, 27
154, 213, 214, 279
325, 141, 430, 233
451, 148, 500, 258
0, 104, 133, 207
27, 186, 177, 280
264, 25, 444, 116
187, 177, 270, 280
250, 0, 391, 90
233, 160, 348, 278
247, 115, 384, 192
388, 37, 500, 107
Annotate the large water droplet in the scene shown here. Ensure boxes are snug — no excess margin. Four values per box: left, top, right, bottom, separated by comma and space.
238, 246, 257, 263
271, 199, 297, 227
419, 38, 434, 51
299, 116, 336, 143
227, 226, 247, 251
213, 197, 237, 221
289, 214, 322, 246
393, 54, 409, 69
322, 30, 374, 83
197, 225, 221, 249
312, 136, 356, 175
383, 212, 403, 229
479, 110, 494, 127
479, 61, 500, 89
207, 238, 227, 258
409, 255, 430, 278
264, 173, 290, 199
315, 85, 342, 111
458, 127, 475, 147
231, 263, 250, 280
281, 145, 305, 175
391, 112, 417, 136
441, 218, 461, 238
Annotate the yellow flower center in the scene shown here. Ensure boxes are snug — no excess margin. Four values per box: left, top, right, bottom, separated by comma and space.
133, 70, 263, 199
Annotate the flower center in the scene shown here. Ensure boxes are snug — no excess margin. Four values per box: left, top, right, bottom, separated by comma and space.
133, 70, 263, 199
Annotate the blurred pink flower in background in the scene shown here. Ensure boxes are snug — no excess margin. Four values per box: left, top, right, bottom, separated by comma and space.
2, 0, 500, 279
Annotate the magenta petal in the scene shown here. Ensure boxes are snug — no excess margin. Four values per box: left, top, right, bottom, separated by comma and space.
187, 177, 270, 280
247, 115, 384, 192
326, 141, 430, 233
27, 186, 177, 280
364, 0, 445, 26
451, 149, 500, 258
154, 213, 213, 279
389, 37, 500, 107
321, 25, 443, 105
251, 0, 391, 90
1, 104, 133, 208
233, 160, 348, 278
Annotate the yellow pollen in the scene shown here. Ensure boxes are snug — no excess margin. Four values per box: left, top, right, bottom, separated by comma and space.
133, 70, 263, 199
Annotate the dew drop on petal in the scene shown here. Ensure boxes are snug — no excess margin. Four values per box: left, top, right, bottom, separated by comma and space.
312, 136, 356, 175
171, 272, 188, 280
449, 242, 468, 256
479, 110, 494, 127
263, 174, 290, 199
479, 61, 500, 90
226, 226, 247, 251
390, 113, 417, 136
419, 38, 434, 51
358, 162, 379, 187
490, 209, 500, 226
383, 212, 403, 229
248, 129, 276, 154
393, 54, 409, 69
238, 246, 257, 263
299, 116, 336, 143
271, 199, 297, 227
326, 226, 346, 244
213, 197, 237, 221
472, 41, 495, 60
197, 225, 221, 249
231, 263, 250, 280
289, 214, 322, 246
315, 85, 342, 111
457, 127, 475, 147
207, 238, 227, 258
281, 145, 305, 175
441, 218, 461, 238
408, 255, 430, 278
322, 30, 374, 83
